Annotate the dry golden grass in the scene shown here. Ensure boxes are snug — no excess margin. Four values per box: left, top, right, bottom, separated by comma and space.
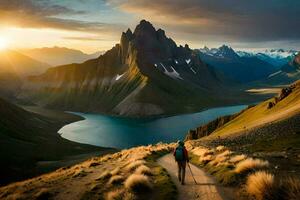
125, 160, 146, 171
191, 147, 214, 157
208, 150, 232, 166
124, 174, 152, 192
96, 170, 112, 181
34, 188, 52, 199
111, 167, 120, 176
199, 155, 213, 163
246, 171, 275, 200
106, 189, 125, 200
72, 169, 88, 178
281, 177, 300, 200
216, 146, 226, 152
217, 150, 232, 157
235, 158, 269, 174
135, 165, 152, 176
0, 142, 177, 200
108, 175, 124, 185
209, 156, 227, 166
229, 154, 247, 164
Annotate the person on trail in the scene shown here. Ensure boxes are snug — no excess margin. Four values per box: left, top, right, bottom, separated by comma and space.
173, 141, 189, 185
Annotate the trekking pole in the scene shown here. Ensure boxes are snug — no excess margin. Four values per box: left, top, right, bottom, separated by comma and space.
187, 163, 198, 185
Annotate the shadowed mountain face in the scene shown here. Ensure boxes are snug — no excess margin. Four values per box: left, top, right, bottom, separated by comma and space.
0, 51, 50, 100
257, 52, 300, 86
199, 45, 277, 83
22, 20, 242, 116
21, 47, 104, 66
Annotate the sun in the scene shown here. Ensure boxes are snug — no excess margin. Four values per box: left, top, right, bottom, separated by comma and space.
0, 37, 9, 51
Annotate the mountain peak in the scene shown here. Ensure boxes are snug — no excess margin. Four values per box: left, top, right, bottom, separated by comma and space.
125, 28, 133, 36
134, 20, 156, 37
215, 45, 239, 59
219, 45, 233, 51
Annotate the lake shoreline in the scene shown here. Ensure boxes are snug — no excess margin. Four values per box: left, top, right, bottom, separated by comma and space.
59, 105, 248, 149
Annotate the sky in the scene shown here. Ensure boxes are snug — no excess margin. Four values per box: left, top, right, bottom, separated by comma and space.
0, 0, 299, 53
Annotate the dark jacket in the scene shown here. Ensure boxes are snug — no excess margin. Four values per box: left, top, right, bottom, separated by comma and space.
173, 146, 189, 161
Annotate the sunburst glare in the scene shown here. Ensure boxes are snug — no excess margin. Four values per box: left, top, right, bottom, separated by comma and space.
0, 37, 9, 50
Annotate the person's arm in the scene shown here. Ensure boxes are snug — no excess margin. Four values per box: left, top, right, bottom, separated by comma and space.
184, 148, 189, 162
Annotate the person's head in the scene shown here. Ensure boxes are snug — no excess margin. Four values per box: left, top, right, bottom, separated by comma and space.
178, 140, 184, 146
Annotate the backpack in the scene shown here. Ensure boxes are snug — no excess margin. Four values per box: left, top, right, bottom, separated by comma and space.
175, 146, 184, 161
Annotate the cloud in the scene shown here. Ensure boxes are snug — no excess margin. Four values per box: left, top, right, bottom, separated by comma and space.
0, 0, 124, 34
63, 36, 106, 41
108, 0, 300, 43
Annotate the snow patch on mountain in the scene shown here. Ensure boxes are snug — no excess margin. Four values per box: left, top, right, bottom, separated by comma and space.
159, 63, 183, 80
185, 59, 191, 64
116, 73, 125, 81
166, 66, 183, 80
268, 70, 282, 78
190, 68, 196, 74
264, 49, 297, 59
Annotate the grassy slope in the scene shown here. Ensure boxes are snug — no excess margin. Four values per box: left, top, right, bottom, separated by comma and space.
189, 81, 300, 179
0, 100, 114, 186
208, 82, 300, 139
0, 143, 177, 200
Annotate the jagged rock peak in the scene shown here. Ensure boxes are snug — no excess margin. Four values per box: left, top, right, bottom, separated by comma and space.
125, 28, 133, 35
121, 28, 133, 40
134, 19, 156, 36
216, 45, 239, 58
219, 45, 233, 51
184, 44, 190, 50
120, 28, 134, 49
157, 28, 166, 36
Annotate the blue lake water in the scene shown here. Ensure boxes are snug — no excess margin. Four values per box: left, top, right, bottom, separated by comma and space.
59, 105, 247, 149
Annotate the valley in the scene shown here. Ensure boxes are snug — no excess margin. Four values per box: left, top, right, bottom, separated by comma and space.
0, 99, 114, 186
0, 9, 299, 199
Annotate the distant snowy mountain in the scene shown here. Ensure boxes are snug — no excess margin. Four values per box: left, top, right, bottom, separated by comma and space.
264, 49, 298, 59
255, 52, 300, 86
236, 49, 297, 67
199, 45, 277, 83
200, 45, 239, 59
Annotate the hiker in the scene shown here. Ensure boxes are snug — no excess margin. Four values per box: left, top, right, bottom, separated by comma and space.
173, 141, 189, 185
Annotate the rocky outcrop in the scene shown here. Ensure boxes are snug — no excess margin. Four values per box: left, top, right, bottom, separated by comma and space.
185, 106, 252, 140
268, 80, 300, 109
185, 115, 237, 140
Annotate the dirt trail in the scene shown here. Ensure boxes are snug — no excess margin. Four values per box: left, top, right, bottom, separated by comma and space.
157, 154, 231, 200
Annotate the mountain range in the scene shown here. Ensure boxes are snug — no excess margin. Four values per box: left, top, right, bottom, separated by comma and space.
21, 20, 255, 117
20, 47, 104, 66
237, 49, 297, 67
199, 45, 277, 83
0, 50, 50, 100
256, 52, 300, 86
